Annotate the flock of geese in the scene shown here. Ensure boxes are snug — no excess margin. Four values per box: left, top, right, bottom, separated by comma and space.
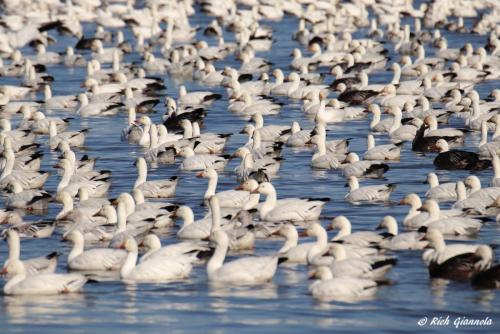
0, 0, 499, 303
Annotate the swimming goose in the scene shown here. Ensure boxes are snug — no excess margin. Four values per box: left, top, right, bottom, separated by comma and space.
308, 266, 379, 302
140, 234, 210, 264
77, 93, 123, 117
250, 112, 290, 142
420, 199, 483, 236
178, 85, 221, 107
342, 152, 389, 178
328, 216, 384, 246
470, 246, 500, 289
48, 121, 88, 149
1, 230, 58, 277
6, 180, 51, 210
368, 104, 393, 133
285, 122, 312, 147
179, 147, 229, 171
345, 176, 396, 202
424, 172, 457, 201
197, 168, 257, 209
434, 139, 491, 170
464, 175, 500, 203
276, 224, 325, 265
253, 182, 329, 222
119, 237, 193, 283
308, 132, 346, 169
207, 230, 281, 284
55, 159, 109, 198
387, 105, 418, 142
134, 157, 177, 198
323, 243, 397, 280
377, 216, 428, 250
65, 230, 127, 271
3, 260, 87, 296
0, 150, 49, 190
43, 84, 78, 109
363, 134, 402, 161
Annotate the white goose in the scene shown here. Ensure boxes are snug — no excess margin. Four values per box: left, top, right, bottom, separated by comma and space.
140, 234, 209, 263
328, 216, 383, 246
3, 260, 87, 296
309, 266, 378, 302
134, 157, 177, 198
179, 147, 229, 171
363, 134, 402, 161
345, 176, 396, 202
400, 193, 463, 229
377, 216, 428, 250
254, 182, 329, 222
65, 230, 127, 271
206, 230, 281, 284
420, 199, 483, 236
421, 229, 480, 266
119, 237, 193, 283
0, 150, 49, 190
425, 172, 457, 201
1, 230, 58, 277
197, 168, 258, 209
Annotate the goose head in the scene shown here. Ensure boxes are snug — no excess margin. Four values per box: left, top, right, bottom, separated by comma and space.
327, 216, 351, 233
122, 237, 138, 252
419, 199, 440, 215
464, 175, 481, 193
235, 179, 259, 192
399, 193, 422, 208
343, 152, 360, 164
141, 234, 161, 251
345, 176, 359, 190
422, 228, 444, 250
435, 139, 449, 153
253, 182, 275, 195
377, 216, 398, 235
474, 245, 494, 271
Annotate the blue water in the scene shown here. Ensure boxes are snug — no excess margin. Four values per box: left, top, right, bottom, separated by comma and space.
0, 2, 499, 333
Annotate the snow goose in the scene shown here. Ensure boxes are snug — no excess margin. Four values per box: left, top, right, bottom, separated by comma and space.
250, 112, 290, 142
478, 119, 500, 158
308, 266, 379, 302
5, 180, 51, 210
43, 84, 78, 109
368, 104, 393, 133
376, 216, 428, 250
207, 196, 255, 251
77, 93, 123, 117
119, 237, 193, 283
285, 122, 312, 147
323, 243, 397, 280
464, 175, 500, 202
253, 182, 329, 222
197, 168, 257, 209
276, 224, 321, 264
178, 85, 221, 107
425, 172, 457, 201
0, 119, 35, 143
55, 159, 109, 198
345, 176, 396, 202
175, 206, 213, 240
363, 134, 402, 161
308, 132, 346, 169
179, 147, 229, 171
134, 157, 177, 198
434, 139, 491, 170
65, 230, 127, 271
3, 260, 87, 296
419, 199, 483, 236
206, 230, 281, 284
48, 121, 88, 149
328, 216, 383, 246
342, 152, 389, 178
1, 230, 58, 277
140, 234, 210, 264
470, 246, 500, 289
0, 150, 49, 190
492, 153, 500, 187
379, 84, 417, 109
30, 112, 70, 135
387, 105, 418, 142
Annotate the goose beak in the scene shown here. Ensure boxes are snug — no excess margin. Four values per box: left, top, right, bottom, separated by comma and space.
307, 269, 316, 279
325, 225, 334, 231
0, 267, 8, 275
398, 199, 405, 205
195, 172, 204, 178
234, 185, 244, 190
118, 242, 126, 249
201, 236, 210, 241
298, 230, 308, 237
375, 224, 383, 230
